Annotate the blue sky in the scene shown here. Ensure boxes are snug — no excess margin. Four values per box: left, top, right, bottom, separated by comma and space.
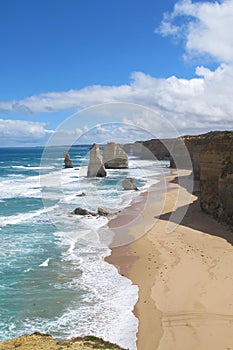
0, 0, 232, 146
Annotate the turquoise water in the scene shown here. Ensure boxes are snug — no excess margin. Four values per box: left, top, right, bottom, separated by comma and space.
0, 146, 166, 349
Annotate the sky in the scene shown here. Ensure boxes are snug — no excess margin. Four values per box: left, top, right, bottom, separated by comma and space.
0, 0, 233, 146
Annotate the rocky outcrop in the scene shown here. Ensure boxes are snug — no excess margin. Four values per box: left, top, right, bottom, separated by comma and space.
0, 332, 125, 350
73, 207, 111, 217
87, 144, 107, 178
199, 131, 233, 227
103, 142, 128, 169
122, 177, 138, 190
98, 207, 110, 216
76, 192, 86, 197
73, 207, 97, 216
64, 152, 73, 168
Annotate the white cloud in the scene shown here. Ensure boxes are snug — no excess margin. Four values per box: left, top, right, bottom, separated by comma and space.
157, 0, 233, 63
0, 85, 132, 114
0, 119, 53, 146
74, 122, 154, 145
0, 63, 233, 140
0, 0, 233, 145
0, 119, 92, 146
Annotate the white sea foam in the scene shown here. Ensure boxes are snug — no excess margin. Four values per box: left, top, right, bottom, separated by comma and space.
0, 168, 68, 199
39, 258, 50, 267
6, 174, 25, 178
0, 177, 41, 199
46, 209, 138, 349
0, 205, 58, 227
23, 268, 34, 273
11, 165, 54, 170
54, 260, 138, 350
0, 151, 168, 348
16, 240, 138, 350
67, 240, 76, 255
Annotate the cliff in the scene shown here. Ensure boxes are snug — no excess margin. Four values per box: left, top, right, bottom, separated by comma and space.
199, 131, 233, 227
87, 144, 107, 178
0, 332, 125, 350
124, 131, 233, 228
125, 138, 194, 175
179, 132, 227, 180
124, 139, 173, 160
103, 142, 128, 169
125, 131, 230, 180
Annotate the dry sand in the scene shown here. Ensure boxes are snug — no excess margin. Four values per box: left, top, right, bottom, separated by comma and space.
106, 170, 233, 350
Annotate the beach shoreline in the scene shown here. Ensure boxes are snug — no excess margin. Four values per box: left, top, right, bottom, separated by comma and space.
106, 169, 233, 350
106, 169, 171, 349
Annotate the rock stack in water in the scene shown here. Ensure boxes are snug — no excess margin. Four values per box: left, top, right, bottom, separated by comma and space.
103, 142, 128, 169
122, 177, 138, 190
87, 143, 107, 177
64, 152, 73, 168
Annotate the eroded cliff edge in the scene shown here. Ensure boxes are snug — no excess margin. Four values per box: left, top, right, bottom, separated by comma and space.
199, 131, 233, 227
125, 131, 233, 228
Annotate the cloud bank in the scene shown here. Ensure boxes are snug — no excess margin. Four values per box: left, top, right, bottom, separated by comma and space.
0, 0, 233, 145
157, 0, 233, 63
0, 119, 53, 146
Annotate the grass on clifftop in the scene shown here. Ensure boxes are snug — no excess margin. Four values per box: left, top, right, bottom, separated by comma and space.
0, 332, 126, 350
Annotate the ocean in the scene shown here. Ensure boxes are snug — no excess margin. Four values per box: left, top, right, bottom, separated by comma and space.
0, 146, 168, 350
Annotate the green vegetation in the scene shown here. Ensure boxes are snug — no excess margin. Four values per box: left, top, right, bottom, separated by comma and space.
0, 333, 126, 350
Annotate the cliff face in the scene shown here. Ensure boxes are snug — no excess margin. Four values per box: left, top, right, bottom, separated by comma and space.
167, 133, 224, 179
103, 142, 128, 169
180, 132, 227, 180
125, 132, 230, 181
87, 144, 107, 178
125, 138, 194, 173
199, 132, 233, 227
125, 131, 233, 228
124, 139, 173, 160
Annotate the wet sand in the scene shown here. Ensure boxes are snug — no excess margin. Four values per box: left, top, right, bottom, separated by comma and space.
106, 170, 233, 350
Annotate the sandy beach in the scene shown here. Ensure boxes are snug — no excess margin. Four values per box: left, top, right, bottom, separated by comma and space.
107, 170, 233, 350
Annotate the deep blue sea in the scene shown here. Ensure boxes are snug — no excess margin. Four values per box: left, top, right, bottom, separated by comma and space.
0, 146, 168, 349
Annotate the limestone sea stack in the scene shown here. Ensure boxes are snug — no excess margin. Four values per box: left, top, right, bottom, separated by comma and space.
122, 177, 138, 190
64, 152, 73, 168
103, 142, 128, 169
87, 143, 107, 178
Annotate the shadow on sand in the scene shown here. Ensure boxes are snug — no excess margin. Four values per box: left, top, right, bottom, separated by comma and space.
158, 174, 233, 245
